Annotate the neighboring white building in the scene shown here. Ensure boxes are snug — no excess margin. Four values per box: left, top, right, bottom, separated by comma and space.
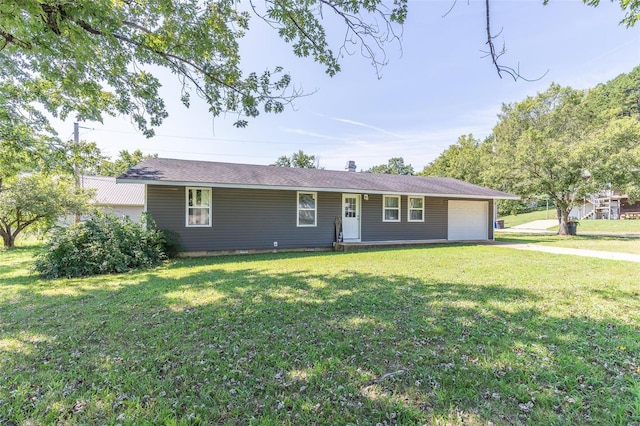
569, 193, 621, 220
570, 189, 640, 220
81, 175, 145, 222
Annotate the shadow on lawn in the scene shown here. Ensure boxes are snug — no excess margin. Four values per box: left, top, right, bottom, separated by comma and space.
1, 251, 638, 424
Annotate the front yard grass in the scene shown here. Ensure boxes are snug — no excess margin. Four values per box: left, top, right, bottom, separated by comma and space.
498, 209, 550, 228
497, 233, 640, 254
1, 244, 639, 425
500, 212, 640, 234
551, 220, 640, 234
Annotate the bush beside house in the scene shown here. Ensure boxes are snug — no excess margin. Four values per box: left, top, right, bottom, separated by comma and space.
35, 212, 178, 278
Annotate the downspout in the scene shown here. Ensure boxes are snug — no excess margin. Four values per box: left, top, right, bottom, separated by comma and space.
143, 184, 148, 230
493, 199, 497, 241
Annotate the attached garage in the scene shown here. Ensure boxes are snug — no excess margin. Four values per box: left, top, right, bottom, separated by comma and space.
448, 200, 489, 241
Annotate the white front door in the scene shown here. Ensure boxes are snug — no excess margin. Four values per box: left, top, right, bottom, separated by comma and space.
342, 194, 361, 241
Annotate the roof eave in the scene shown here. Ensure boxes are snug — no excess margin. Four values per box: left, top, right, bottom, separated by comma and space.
94, 202, 145, 207
117, 178, 520, 200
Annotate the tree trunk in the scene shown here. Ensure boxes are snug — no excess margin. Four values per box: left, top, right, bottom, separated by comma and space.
557, 208, 570, 236
1, 232, 15, 248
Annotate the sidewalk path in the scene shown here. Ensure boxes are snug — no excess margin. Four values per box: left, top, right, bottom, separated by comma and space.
496, 219, 558, 234
496, 242, 640, 263
510, 219, 558, 230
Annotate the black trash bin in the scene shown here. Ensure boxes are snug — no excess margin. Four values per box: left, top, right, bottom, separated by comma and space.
567, 221, 578, 235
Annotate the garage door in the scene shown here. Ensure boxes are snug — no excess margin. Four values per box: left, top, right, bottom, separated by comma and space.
448, 200, 489, 241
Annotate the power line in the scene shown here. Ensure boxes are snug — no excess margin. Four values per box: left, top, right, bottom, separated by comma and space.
99, 143, 396, 160
79, 126, 428, 161
90, 127, 349, 145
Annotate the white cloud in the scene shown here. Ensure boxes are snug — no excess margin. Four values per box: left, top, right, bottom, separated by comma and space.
282, 127, 350, 142
330, 117, 405, 138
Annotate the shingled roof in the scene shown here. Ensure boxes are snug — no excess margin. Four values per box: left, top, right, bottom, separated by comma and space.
118, 158, 518, 200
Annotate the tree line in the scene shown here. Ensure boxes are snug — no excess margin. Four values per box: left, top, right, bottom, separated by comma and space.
3, 66, 639, 247
421, 67, 640, 234
282, 67, 640, 236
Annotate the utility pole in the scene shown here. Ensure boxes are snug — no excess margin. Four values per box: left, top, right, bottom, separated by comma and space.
72, 122, 81, 184
73, 122, 81, 223
546, 198, 549, 219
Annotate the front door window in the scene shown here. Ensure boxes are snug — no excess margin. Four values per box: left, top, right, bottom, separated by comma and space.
344, 197, 357, 218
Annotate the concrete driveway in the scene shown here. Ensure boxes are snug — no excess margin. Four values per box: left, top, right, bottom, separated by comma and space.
510, 219, 558, 230
495, 219, 640, 262
496, 220, 557, 234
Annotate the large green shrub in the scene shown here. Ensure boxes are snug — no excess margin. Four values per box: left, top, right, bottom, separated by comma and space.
35, 212, 178, 278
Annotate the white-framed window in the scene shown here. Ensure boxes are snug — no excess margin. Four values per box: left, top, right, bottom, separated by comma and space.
186, 187, 212, 227
383, 195, 400, 222
297, 191, 317, 227
408, 196, 425, 222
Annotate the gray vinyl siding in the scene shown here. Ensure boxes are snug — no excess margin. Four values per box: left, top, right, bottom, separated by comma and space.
361, 195, 448, 241
147, 185, 339, 251
146, 186, 494, 252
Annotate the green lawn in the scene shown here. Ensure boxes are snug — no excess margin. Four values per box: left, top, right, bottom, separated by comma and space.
2, 245, 640, 425
498, 209, 551, 228
497, 233, 640, 254
550, 219, 640, 233
500, 209, 640, 233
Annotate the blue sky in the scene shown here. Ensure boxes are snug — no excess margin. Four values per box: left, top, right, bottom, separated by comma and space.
55, 0, 640, 172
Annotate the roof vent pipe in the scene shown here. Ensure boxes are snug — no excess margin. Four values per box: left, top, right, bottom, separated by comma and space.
345, 161, 356, 172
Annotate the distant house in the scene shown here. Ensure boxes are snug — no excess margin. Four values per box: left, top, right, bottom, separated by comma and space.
570, 190, 640, 220
81, 175, 145, 222
118, 158, 518, 253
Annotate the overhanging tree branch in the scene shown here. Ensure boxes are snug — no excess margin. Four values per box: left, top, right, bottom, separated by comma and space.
0, 28, 32, 50
482, 0, 547, 82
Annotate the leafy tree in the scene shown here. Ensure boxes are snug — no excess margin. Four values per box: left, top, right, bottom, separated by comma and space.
99, 149, 158, 176
492, 82, 640, 235
0, 101, 104, 185
274, 150, 318, 168
2, 0, 639, 169
0, 0, 406, 144
420, 134, 531, 215
422, 68, 640, 220
367, 157, 414, 175
587, 65, 640, 120
0, 86, 60, 181
581, 0, 640, 28
420, 134, 493, 185
45, 140, 107, 185
0, 173, 89, 248
2, 1, 638, 133
2, 1, 638, 171
579, 66, 640, 201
